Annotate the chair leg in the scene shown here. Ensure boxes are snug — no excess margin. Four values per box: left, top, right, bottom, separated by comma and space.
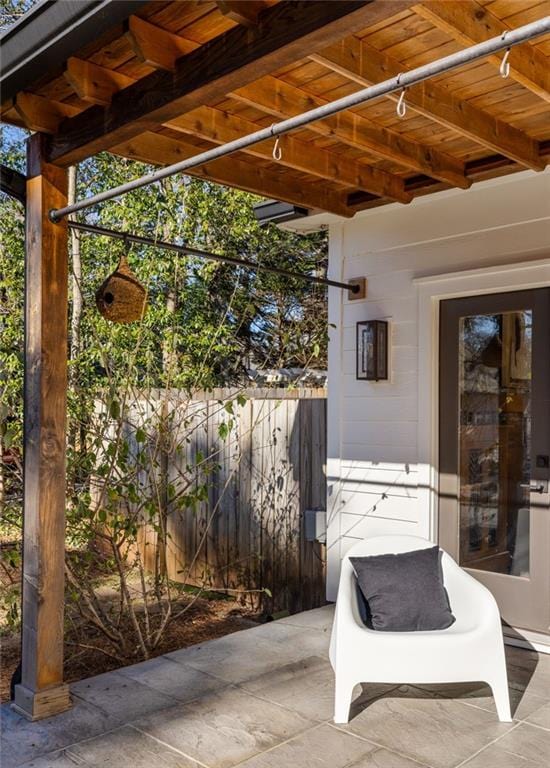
489, 675, 512, 722
334, 676, 356, 724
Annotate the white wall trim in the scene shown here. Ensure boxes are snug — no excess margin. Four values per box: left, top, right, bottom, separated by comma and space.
417, 257, 550, 543
326, 222, 346, 602
414, 256, 550, 286
372, 218, 550, 257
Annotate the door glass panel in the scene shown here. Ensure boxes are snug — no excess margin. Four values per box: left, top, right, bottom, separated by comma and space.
458, 310, 532, 576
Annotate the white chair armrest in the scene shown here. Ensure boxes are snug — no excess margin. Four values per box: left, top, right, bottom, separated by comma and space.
443, 554, 501, 628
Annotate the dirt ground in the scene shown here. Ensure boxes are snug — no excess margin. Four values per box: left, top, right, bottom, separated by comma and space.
0, 536, 268, 703
1, 591, 260, 703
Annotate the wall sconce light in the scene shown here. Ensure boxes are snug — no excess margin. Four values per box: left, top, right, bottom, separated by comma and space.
356, 320, 389, 381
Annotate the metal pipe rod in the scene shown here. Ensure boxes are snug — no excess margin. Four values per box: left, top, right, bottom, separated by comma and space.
68, 220, 357, 292
50, 16, 550, 222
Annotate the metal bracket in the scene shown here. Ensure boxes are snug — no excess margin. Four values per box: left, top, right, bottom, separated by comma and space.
348, 277, 367, 300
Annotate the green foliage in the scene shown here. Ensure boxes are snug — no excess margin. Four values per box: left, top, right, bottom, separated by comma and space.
0, 0, 34, 34
0, 120, 328, 654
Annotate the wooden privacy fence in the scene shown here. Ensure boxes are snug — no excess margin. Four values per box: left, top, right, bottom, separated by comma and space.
120, 388, 327, 614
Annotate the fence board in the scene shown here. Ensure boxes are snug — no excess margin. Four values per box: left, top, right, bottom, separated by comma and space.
125, 389, 326, 614
286, 398, 302, 614
237, 400, 253, 598
299, 399, 314, 611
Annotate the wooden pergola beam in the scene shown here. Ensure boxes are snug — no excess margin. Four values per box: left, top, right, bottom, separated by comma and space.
64, 58, 134, 107
45, 0, 415, 166
13, 133, 71, 721
232, 76, 470, 189
110, 131, 356, 217
125, 15, 199, 71
310, 37, 545, 171
13, 93, 79, 134
350, 140, 550, 210
216, 1, 265, 27
166, 107, 412, 203
414, 1, 550, 104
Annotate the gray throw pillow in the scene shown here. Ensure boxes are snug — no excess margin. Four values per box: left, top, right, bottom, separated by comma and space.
350, 546, 455, 632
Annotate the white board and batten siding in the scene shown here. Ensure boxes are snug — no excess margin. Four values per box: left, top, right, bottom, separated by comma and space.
314, 170, 550, 600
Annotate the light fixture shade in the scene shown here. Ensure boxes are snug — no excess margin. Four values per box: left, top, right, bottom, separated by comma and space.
356, 320, 388, 381
253, 200, 308, 226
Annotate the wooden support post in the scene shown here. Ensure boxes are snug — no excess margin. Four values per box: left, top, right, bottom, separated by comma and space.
13, 134, 71, 720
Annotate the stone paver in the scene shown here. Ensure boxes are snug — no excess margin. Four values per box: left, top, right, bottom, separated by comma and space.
277, 604, 334, 631
418, 680, 549, 722
117, 653, 229, 702
524, 699, 550, 731
460, 721, 550, 768
133, 686, 314, 768
240, 654, 395, 722
505, 644, 550, 700
69, 724, 201, 767
1, 696, 113, 766
165, 621, 327, 684
70, 669, 179, 723
16, 752, 92, 768
335, 684, 515, 768
234, 722, 422, 768
3, 605, 550, 768
17, 725, 201, 768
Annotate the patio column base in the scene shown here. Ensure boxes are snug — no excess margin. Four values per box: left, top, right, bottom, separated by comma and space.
12, 683, 72, 721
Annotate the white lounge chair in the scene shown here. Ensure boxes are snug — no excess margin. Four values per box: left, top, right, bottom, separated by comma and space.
329, 534, 512, 723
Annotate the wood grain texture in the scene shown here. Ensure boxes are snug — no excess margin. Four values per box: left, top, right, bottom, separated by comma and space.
166, 106, 412, 202
14, 93, 80, 134
125, 15, 199, 70
2, 0, 547, 211
110, 130, 355, 217
311, 37, 546, 170
414, 1, 550, 103
232, 75, 470, 188
46, 1, 415, 165
217, 1, 266, 27
123, 390, 327, 615
64, 58, 135, 106
14, 133, 71, 720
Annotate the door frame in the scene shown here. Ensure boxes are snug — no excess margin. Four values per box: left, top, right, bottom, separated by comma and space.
414, 256, 550, 650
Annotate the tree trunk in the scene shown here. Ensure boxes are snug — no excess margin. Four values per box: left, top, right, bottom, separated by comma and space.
68, 166, 83, 368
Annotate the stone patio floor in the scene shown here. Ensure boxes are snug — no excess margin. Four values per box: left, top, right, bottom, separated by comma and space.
2, 605, 550, 768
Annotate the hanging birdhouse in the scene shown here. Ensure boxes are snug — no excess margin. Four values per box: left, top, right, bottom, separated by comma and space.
96, 253, 147, 323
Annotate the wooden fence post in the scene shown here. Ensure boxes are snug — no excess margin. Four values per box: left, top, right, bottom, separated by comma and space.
13, 134, 71, 720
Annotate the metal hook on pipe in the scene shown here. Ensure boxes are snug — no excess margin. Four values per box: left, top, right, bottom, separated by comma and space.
396, 73, 407, 118
47, 16, 550, 223
272, 136, 282, 160
500, 31, 511, 78
270, 125, 282, 160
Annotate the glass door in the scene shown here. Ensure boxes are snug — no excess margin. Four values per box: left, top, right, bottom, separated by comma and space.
439, 289, 550, 634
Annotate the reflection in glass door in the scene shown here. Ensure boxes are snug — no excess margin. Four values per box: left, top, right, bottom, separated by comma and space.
439, 289, 550, 634
458, 310, 532, 576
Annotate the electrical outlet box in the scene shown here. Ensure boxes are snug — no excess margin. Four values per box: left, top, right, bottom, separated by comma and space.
304, 509, 327, 544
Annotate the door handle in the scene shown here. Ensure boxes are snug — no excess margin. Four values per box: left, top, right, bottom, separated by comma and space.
520, 482, 547, 494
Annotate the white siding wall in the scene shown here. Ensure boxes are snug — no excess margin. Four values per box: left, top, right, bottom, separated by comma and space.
325, 170, 550, 600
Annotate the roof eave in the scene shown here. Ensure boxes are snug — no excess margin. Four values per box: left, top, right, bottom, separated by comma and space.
0, 0, 149, 105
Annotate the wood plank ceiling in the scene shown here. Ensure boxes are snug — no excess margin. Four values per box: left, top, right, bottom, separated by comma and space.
2, 0, 549, 218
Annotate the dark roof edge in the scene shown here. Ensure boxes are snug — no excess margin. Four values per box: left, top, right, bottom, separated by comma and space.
1, 0, 149, 104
